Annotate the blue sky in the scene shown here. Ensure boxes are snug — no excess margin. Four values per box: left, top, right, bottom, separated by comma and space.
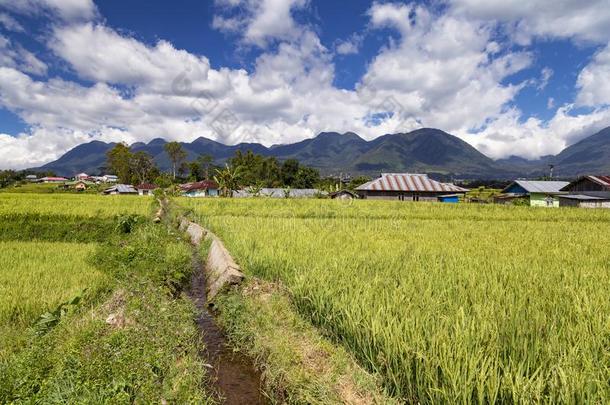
1, 0, 610, 168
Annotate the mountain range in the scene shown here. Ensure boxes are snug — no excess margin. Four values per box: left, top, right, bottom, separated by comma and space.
32, 127, 610, 179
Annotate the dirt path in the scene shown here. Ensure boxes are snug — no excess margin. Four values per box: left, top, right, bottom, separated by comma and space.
189, 251, 266, 405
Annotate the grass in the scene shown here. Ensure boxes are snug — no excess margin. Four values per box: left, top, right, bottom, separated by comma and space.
0, 182, 107, 194
182, 198, 610, 403
0, 195, 214, 403
215, 278, 398, 404
0, 193, 152, 218
0, 193, 153, 242
0, 242, 110, 359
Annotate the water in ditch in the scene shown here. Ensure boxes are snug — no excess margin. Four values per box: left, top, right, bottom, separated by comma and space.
189, 252, 266, 404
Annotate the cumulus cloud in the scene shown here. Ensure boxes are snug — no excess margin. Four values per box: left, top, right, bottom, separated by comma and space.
460, 105, 610, 159
0, 35, 47, 75
0, 12, 24, 32
448, 0, 610, 45
213, 0, 309, 47
2, 1, 610, 168
50, 23, 212, 94
576, 43, 610, 106
537, 67, 553, 91
335, 33, 363, 55
360, 3, 532, 132
0, 0, 97, 22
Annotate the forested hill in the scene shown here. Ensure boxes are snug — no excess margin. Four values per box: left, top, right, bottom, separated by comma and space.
32, 127, 610, 179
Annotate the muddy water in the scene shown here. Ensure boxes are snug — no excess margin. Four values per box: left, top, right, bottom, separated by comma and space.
189, 253, 266, 405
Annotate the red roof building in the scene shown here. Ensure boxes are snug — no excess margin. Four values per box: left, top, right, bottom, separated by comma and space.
182, 180, 220, 197
136, 183, 158, 196
40, 177, 68, 183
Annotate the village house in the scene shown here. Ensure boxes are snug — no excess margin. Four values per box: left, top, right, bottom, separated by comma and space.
25, 175, 37, 182
103, 184, 137, 195
182, 180, 219, 197
62, 180, 93, 191
102, 174, 118, 183
558, 175, 610, 208
495, 180, 569, 207
39, 176, 68, 183
136, 183, 158, 196
355, 173, 468, 201
75, 172, 92, 181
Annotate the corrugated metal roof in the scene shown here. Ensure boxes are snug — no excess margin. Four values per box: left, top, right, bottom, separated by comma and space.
234, 188, 324, 198
511, 180, 569, 193
355, 174, 468, 193
183, 180, 219, 192
587, 175, 610, 187
117, 184, 137, 193
105, 184, 137, 194
559, 194, 610, 201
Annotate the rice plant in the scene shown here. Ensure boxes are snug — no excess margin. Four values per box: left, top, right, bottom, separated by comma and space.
0, 193, 152, 218
183, 198, 610, 403
0, 241, 109, 357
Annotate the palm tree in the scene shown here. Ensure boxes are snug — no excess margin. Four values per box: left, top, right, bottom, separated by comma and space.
164, 142, 187, 180
214, 164, 242, 197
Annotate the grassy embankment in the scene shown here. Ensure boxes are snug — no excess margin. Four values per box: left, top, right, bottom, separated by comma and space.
182, 198, 610, 403
0, 194, 214, 403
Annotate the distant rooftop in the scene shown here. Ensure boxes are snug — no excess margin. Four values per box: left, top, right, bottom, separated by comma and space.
356, 173, 468, 193
506, 180, 569, 194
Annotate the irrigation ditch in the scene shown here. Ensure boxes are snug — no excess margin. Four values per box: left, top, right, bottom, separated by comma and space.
163, 200, 266, 404
159, 198, 397, 404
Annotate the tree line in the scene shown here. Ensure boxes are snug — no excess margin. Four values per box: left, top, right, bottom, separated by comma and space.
1, 141, 370, 192
104, 141, 326, 189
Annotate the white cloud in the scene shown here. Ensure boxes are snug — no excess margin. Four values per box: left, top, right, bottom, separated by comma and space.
460, 105, 610, 159
0, 12, 24, 32
576, 43, 610, 106
213, 0, 309, 47
50, 24, 212, 94
2, 1, 610, 169
537, 67, 553, 91
360, 3, 532, 132
0, 35, 47, 75
335, 34, 363, 55
0, 0, 97, 22
449, 0, 610, 45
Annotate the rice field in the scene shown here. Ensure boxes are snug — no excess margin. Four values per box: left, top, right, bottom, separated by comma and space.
0, 193, 146, 353
182, 198, 610, 403
0, 193, 152, 217
0, 241, 109, 357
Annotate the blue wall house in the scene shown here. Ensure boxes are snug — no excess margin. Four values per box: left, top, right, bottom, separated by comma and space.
496, 180, 569, 207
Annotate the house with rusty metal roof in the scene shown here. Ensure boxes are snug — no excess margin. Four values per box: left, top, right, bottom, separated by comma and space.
560, 175, 610, 193
496, 180, 569, 207
181, 180, 219, 198
355, 173, 468, 202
